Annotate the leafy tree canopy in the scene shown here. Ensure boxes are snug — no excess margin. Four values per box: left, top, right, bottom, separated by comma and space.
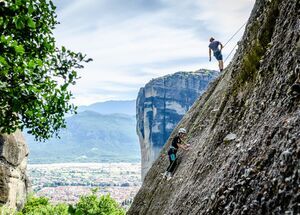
0, 0, 91, 141
9, 192, 126, 215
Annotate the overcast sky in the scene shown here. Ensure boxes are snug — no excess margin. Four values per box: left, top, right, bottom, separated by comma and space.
53, 0, 255, 105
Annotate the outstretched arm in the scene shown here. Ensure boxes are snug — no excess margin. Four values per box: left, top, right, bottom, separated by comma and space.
220, 42, 224, 50
178, 143, 189, 151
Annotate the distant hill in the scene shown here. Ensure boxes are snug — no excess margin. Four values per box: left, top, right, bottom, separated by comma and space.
25, 110, 140, 164
78, 100, 136, 115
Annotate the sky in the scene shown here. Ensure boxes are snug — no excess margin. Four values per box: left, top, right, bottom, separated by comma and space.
53, 0, 255, 105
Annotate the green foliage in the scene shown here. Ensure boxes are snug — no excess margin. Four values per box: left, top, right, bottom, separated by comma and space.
71, 189, 125, 215
16, 192, 125, 215
233, 0, 279, 93
238, 40, 264, 85
21, 194, 69, 215
0, 206, 18, 215
0, 0, 91, 141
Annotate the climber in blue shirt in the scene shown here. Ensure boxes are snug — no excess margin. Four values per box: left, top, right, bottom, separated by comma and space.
162, 128, 190, 180
209, 37, 224, 72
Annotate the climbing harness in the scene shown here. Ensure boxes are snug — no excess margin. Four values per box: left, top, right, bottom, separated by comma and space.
170, 145, 177, 150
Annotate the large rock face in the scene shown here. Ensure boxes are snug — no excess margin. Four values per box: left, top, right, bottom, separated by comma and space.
137, 70, 218, 180
129, 0, 300, 214
0, 131, 29, 210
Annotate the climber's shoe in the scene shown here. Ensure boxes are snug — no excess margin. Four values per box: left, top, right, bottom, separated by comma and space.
161, 171, 168, 179
166, 172, 173, 181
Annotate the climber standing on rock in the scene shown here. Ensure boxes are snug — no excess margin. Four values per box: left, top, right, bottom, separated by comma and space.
209, 37, 224, 72
162, 128, 190, 180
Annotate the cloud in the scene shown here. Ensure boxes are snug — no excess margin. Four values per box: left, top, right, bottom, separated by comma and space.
52, 0, 255, 105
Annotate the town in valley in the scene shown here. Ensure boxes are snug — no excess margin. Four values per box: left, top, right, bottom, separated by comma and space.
28, 162, 141, 208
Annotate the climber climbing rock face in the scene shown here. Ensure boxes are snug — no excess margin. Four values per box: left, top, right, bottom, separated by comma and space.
209, 37, 224, 72
162, 128, 190, 181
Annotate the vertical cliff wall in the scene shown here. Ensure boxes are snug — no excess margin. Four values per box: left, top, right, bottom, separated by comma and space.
129, 0, 300, 214
0, 131, 29, 210
137, 70, 218, 180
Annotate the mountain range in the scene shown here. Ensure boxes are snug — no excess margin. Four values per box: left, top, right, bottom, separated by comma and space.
77, 100, 136, 115
25, 100, 140, 164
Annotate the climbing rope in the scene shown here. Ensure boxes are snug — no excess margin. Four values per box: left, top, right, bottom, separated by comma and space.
222, 21, 247, 63
224, 41, 239, 63
223, 21, 247, 48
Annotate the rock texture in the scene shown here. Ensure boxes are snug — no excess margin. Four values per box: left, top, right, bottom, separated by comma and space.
0, 131, 29, 210
129, 0, 300, 214
136, 70, 218, 180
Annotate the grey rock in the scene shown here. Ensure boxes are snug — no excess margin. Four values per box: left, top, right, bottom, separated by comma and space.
128, 0, 299, 214
0, 132, 28, 166
280, 149, 292, 162
136, 70, 218, 180
223, 133, 237, 142
211, 193, 216, 201
0, 131, 28, 210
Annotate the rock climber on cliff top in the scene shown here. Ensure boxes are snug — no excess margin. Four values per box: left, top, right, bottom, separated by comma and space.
209, 37, 224, 72
162, 128, 190, 180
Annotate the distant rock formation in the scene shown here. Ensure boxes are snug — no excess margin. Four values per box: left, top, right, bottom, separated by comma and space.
136, 70, 218, 180
0, 131, 29, 210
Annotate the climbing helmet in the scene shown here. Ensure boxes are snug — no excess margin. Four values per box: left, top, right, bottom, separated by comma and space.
178, 128, 187, 134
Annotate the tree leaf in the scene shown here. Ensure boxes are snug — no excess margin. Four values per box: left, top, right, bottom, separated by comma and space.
27, 17, 36, 29
15, 45, 25, 54
28, 4, 34, 14
14, 16, 24, 29
0, 56, 7, 65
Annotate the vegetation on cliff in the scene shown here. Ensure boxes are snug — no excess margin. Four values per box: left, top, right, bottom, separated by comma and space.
128, 0, 299, 214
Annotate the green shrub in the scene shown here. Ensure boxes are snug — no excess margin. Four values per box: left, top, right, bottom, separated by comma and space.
17, 191, 125, 215
72, 190, 125, 215
231, 0, 280, 95
21, 195, 69, 215
0, 206, 18, 215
